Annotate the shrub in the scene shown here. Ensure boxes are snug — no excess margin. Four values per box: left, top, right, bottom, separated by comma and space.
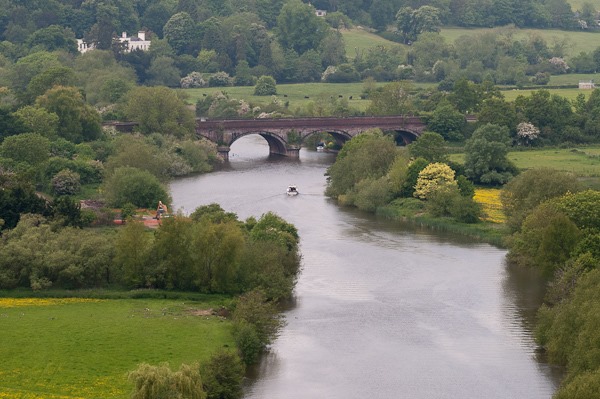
414, 162, 457, 200
180, 71, 207, 88
51, 169, 81, 196
253, 75, 277, 96
102, 166, 170, 208
128, 363, 205, 399
202, 351, 244, 399
208, 72, 232, 87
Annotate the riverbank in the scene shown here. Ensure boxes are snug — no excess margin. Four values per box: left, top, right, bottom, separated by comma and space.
377, 202, 509, 248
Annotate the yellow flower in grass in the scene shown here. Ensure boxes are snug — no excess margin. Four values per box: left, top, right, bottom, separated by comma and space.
0, 298, 104, 308
474, 188, 506, 224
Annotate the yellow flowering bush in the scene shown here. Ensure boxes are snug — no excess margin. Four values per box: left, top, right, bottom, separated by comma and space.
474, 188, 505, 223
414, 162, 457, 199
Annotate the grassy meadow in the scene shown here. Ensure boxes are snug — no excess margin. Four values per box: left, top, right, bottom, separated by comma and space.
0, 297, 234, 399
340, 28, 403, 59
183, 82, 375, 112
451, 146, 600, 188
440, 27, 600, 58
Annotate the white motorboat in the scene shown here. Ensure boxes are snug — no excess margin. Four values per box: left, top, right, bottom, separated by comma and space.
286, 185, 299, 196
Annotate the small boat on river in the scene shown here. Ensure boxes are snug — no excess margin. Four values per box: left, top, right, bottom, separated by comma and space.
286, 185, 299, 196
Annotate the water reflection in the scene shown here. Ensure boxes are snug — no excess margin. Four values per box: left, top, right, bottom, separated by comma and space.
170, 136, 560, 398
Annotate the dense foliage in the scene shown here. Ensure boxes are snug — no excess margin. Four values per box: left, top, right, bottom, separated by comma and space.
0, 207, 301, 301
325, 129, 481, 223
504, 187, 600, 397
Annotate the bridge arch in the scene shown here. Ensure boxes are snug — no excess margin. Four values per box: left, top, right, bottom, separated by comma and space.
301, 129, 353, 148
229, 130, 293, 157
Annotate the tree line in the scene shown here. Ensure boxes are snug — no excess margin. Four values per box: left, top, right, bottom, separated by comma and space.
1, 0, 597, 92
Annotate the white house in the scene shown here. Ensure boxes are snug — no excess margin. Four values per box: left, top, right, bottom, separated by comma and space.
315, 9, 327, 17
118, 31, 151, 52
579, 80, 595, 89
76, 31, 151, 53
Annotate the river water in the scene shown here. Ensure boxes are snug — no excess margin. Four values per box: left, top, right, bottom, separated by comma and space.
170, 136, 561, 399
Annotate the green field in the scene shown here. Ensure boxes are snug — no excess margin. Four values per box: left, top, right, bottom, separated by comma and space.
501, 87, 593, 102
451, 146, 600, 187
440, 27, 600, 59
340, 28, 403, 59
184, 82, 375, 112
0, 297, 234, 399
183, 81, 437, 113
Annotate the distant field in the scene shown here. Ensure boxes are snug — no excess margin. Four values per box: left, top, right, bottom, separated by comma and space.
440, 27, 600, 59
183, 81, 436, 113
184, 82, 373, 112
451, 146, 600, 188
549, 73, 600, 85
0, 298, 234, 399
508, 147, 600, 177
501, 87, 592, 102
340, 28, 403, 59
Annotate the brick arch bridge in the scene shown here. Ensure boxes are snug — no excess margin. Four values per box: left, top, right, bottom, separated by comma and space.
195, 116, 427, 160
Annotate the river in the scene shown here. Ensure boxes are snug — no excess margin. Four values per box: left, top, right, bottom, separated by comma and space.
170, 136, 561, 399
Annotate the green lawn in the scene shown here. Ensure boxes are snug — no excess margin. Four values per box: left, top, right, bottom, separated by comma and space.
440, 27, 600, 59
0, 298, 234, 399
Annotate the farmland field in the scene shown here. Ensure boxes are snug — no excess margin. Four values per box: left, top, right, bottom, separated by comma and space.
0, 298, 234, 399
501, 87, 593, 102
451, 146, 600, 189
340, 28, 403, 59
440, 27, 600, 58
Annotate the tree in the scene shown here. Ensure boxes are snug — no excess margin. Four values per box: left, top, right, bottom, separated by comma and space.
276, 0, 328, 55
325, 131, 398, 199
163, 12, 198, 55
0, 108, 27, 141
147, 56, 181, 87
414, 162, 457, 199
0, 133, 50, 166
501, 168, 581, 232
232, 290, 283, 348
13, 106, 59, 139
396, 6, 441, 44
407, 132, 448, 163
233, 61, 255, 86
102, 166, 170, 208
295, 50, 323, 82
464, 124, 517, 185
25, 66, 77, 104
51, 169, 81, 196
129, 363, 206, 399
319, 30, 346, 67
254, 75, 277, 96
425, 103, 466, 141
7, 51, 62, 95
25, 25, 77, 54
124, 86, 195, 137
0, 179, 49, 231
202, 351, 244, 399
366, 81, 415, 116
35, 86, 102, 143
